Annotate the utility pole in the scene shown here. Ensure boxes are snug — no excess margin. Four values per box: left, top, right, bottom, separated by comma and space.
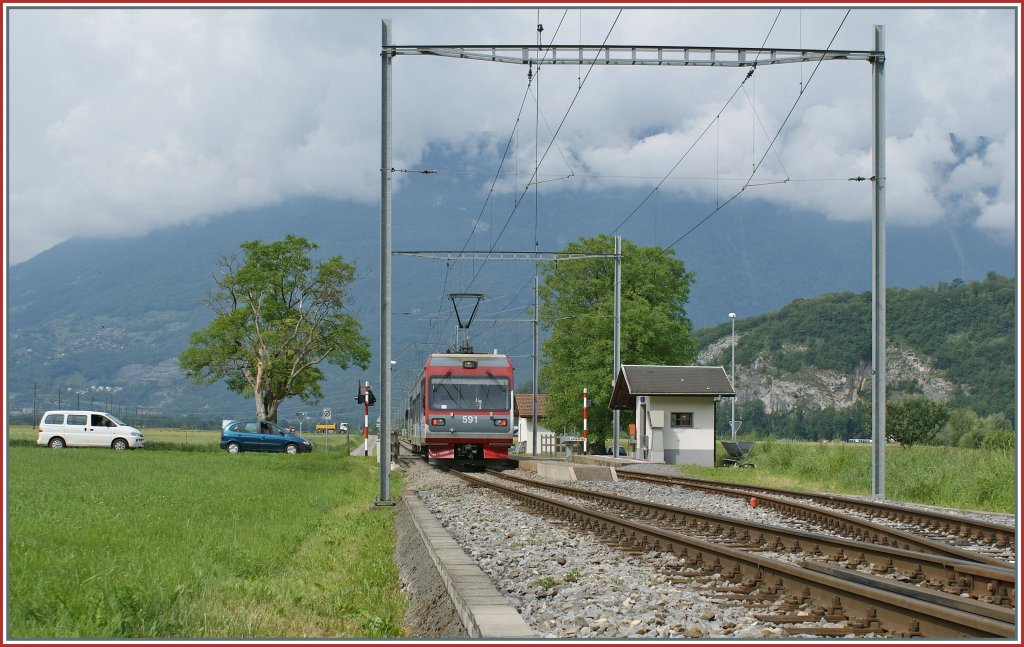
612, 235, 621, 457
378, 18, 394, 506
729, 312, 737, 441
532, 274, 539, 456
870, 25, 887, 500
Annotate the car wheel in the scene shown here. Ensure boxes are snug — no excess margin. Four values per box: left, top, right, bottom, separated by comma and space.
226, 442, 241, 454
112, 438, 129, 451
48, 437, 65, 449
285, 443, 299, 455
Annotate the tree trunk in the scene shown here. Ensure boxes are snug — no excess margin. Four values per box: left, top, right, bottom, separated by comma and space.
266, 399, 280, 423
254, 391, 268, 421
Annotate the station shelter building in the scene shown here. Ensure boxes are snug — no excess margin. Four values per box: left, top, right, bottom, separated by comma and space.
610, 365, 735, 466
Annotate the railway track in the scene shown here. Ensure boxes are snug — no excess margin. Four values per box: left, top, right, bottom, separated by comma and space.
617, 470, 1016, 559
450, 470, 1016, 639
484, 470, 1016, 608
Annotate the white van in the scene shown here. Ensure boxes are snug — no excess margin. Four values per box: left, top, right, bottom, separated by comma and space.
37, 410, 145, 450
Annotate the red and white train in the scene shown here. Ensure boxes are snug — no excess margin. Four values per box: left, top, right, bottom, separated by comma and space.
403, 351, 515, 469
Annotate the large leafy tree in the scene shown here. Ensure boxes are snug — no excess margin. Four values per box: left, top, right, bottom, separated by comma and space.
537, 234, 697, 447
873, 396, 950, 449
180, 235, 371, 422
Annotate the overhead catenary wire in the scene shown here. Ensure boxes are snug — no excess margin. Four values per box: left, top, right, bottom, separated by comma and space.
416, 11, 574, 356
663, 9, 851, 250
460, 9, 622, 297
416, 9, 613, 357
406, 9, 853, 361
610, 9, 786, 236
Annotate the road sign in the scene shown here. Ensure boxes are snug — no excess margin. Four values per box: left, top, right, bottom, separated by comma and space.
323, 408, 332, 420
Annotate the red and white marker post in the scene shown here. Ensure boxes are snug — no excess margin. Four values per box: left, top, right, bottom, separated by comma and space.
363, 381, 370, 456
582, 387, 588, 453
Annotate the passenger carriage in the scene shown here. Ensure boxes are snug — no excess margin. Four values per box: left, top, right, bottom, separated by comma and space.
405, 352, 515, 469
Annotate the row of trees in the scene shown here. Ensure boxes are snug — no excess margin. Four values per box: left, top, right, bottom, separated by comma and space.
725, 396, 1014, 451
178, 233, 1011, 455
178, 233, 697, 446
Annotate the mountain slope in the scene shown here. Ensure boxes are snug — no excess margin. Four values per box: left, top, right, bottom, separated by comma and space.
695, 273, 1016, 430
6, 181, 1015, 425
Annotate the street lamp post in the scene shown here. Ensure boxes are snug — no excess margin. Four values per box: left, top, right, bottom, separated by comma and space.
729, 312, 736, 441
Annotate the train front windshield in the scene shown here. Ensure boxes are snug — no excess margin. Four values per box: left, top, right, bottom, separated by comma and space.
429, 376, 510, 411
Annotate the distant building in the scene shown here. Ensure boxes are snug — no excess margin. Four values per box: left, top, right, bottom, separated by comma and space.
514, 393, 555, 454
610, 365, 735, 466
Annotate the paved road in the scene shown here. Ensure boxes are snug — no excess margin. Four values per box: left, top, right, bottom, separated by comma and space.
350, 433, 378, 456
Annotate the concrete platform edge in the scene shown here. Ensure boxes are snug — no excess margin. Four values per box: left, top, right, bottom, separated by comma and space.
401, 492, 536, 638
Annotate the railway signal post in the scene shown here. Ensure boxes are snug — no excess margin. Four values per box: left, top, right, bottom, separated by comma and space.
356, 381, 376, 456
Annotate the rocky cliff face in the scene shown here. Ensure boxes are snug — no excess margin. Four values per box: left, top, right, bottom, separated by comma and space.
698, 335, 956, 415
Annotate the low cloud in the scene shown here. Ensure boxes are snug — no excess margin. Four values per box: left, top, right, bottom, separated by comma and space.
6, 7, 1017, 264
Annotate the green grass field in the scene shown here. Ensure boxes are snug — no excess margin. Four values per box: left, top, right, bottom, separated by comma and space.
682, 438, 1016, 513
6, 426, 1015, 638
6, 430, 406, 639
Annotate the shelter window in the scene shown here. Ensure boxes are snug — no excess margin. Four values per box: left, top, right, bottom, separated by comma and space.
671, 412, 693, 428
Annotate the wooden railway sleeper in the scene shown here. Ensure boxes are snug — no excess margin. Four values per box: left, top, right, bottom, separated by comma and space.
754, 611, 824, 623
781, 626, 879, 637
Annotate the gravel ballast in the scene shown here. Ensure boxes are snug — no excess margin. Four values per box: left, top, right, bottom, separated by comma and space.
394, 459, 1014, 639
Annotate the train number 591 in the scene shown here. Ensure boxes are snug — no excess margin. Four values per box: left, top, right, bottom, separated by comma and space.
461, 415, 478, 424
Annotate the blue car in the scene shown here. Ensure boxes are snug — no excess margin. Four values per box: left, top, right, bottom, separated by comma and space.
220, 420, 313, 454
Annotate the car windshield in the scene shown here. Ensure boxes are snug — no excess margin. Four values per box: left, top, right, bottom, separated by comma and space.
106, 414, 126, 426
428, 375, 510, 411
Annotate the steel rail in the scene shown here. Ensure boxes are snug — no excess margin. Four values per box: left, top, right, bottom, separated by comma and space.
619, 471, 1013, 568
620, 470, 1015, 549
485, 470, 1016, 611
454, 472, 1015, 638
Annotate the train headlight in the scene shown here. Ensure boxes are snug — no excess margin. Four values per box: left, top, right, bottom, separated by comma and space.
492, 419, 508, 427
430, 418, 446, 426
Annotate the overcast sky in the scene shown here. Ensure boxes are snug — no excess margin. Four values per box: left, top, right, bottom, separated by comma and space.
4, 4, 1019, 265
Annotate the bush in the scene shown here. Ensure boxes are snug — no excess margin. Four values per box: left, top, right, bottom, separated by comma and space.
885, 397, 949, 448
981, 431, 1015, 453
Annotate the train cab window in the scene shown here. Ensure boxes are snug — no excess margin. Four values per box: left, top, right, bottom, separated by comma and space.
428, 376, 509, 411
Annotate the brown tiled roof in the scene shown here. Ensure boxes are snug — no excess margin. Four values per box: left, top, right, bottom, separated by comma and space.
609, 365, 735, 409
514, 393, 547, 418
